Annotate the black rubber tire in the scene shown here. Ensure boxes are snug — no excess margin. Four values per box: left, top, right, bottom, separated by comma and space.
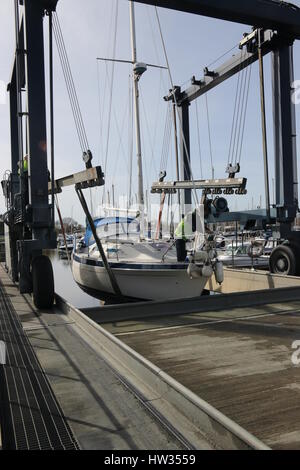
269, 245, 297, 276
32, 255, 54, 309
283, 241, 300, 276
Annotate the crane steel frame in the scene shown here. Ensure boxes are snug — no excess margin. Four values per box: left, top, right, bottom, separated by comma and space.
136, 0, 299, 242
4, 0, 300, 295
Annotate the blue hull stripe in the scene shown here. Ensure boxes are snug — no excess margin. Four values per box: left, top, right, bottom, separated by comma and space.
73, 253, 188, 270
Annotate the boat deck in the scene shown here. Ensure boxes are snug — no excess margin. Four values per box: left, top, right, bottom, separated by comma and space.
89, 290, 300, 449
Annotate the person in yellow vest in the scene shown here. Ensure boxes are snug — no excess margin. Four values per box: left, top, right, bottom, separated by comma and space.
17, 155, 29, 206
17, 154, 28, 175
175, 210, 197, 261
23, 154, 28, 172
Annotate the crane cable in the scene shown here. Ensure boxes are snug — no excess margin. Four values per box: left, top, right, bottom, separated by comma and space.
195, 100, 203, 179
53, 13, 95, 215
155, 7, 199, 207
227, 49, 252, 168
236, 64, 252, 165
231, 59, 248, 166
227, 50, 244, 166
233, 62, 251, 166
52, 13, 89, 153
205, 94, 214, 179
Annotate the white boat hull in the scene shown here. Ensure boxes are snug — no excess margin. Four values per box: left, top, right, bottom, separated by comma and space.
72, 253, 210, 301
218, 255, 269, 268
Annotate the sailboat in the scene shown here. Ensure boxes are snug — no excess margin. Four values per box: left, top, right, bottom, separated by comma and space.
72, 2, 223, 301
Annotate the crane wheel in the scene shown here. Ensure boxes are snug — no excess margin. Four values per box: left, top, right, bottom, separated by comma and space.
32, 255, 55, 309
269, 245, 297, 276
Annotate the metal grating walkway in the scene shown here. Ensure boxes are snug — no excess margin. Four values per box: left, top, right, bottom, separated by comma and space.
0, 278, 79, 450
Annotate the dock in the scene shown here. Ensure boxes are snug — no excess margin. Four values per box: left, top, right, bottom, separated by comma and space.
1, 263, 300, 450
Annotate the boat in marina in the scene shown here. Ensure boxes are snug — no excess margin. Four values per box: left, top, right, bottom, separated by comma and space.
57, 234, 74, 253
71, 1, 223, 302
72, 215, 223, 301
217, 242, 269, 269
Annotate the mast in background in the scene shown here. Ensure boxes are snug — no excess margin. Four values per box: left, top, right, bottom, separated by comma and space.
129, 1, 146, 239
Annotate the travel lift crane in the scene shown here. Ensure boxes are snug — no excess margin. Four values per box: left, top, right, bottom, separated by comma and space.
1, 0, 105, 309
2, 0, 300, 310
139, 0, 300, 276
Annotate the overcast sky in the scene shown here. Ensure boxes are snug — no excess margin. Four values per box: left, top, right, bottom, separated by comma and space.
1, 0, 300, 225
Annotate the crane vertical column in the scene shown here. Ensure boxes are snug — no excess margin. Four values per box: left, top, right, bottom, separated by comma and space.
272, 40, 298, 238
4, 0, 59, 308
7, 69, 21, 283
178, 100, 192, 213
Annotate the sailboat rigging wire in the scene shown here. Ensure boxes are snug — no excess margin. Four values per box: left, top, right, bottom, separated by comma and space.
146, 5, 169, 92
155, 7, 199, 207
97, 0, 116, 165
139, 86, 159, 177
140, 123, 150, 192
53, 13, 89, 152
97, 62, 105, 163
178, 43, 240, 97
97, 0, 114, 164
102, 62, 130, 177
160, 101, 172, 172
103, 1, 119, 198
195, 100, 203, 179
111, 93, 130, 182
128, 74, 134, 208
207, 42, 240, 69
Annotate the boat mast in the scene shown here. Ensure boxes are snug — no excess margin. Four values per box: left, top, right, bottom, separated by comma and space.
129, 1, 145, 239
